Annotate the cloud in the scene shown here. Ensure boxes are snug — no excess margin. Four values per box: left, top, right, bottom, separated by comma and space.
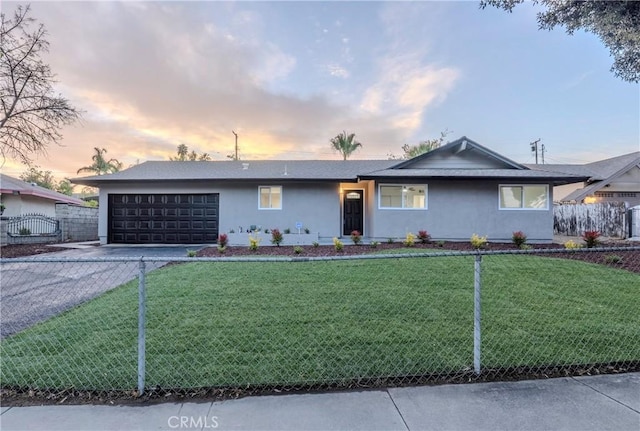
327, 64, 350, 78
4, 1, 460, 177
361, 55, 460, 131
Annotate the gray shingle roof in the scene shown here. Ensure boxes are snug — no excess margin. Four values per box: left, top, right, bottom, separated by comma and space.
360, 168, 587, 183
72, 160, 397, 186
525, 152, 640, 181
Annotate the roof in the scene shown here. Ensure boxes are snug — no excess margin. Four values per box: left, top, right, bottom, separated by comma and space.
72, 160, 396, 186
391, 136, 527, 170
0, 174, 85, 205
359, 168, 586, 183
525, 152, 640, 181
526, 152, 640, 202
71, 136, 590, 187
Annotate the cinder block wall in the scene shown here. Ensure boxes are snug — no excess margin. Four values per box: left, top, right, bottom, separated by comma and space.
0, 219, 7, 246
55, 204, 99, 242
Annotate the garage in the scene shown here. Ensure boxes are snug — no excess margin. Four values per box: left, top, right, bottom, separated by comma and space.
108, 194, 219, 244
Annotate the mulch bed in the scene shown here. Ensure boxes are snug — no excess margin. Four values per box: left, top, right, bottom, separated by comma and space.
0, 243, 71, 258
3, 241, 639, 274
197, 241, 640, 275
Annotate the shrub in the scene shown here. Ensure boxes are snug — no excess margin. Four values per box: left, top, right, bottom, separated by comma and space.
350, 230, 362, 245
417, 230, 431, 244
604, 254, 622, 264
404, 232, 416, 247
370, 241, 379, 248
333, 237, 344, 251
293, 246, 303, 255
217, 245, 226, 254
186, 250, 197, 258
284, 228, 291, 234
582, 230, 601, 248
520, 244, 532, 250
387, 238, 394, 244
312, 241, 319, 248
564, 240, 582, 250
271, 228, 283, 246
437, 240, 445, 248
218, 233, 228, 248
248, 235, 260, 251
470, 234, 488, 249
512, 231, 527, 247
19, 227, 31, 236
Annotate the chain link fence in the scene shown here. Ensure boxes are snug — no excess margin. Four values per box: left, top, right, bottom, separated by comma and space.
1, 247, 639, 398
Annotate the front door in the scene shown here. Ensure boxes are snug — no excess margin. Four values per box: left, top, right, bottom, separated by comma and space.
343, 190, 364, 235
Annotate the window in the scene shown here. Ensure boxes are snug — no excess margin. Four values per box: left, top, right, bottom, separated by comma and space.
379, 184, 427, 209
499, 185, 548, 210
259, 186, 282, 209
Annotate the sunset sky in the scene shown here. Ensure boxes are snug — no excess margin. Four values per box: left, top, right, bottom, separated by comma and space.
2, 1, 639, 181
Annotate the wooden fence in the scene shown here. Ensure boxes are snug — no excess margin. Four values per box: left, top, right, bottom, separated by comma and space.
554, 202, 628, 238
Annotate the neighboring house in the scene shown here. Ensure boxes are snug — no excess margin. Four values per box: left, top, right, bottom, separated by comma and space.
526, 152, 640, 207
0, 174, 85, 217
72, 136, 587, 245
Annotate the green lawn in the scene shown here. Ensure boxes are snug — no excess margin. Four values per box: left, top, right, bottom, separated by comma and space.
1, 253, 638, 390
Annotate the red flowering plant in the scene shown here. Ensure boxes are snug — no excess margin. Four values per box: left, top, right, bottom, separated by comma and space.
417, 230, 431, 244
582, 230, 601, 248
350, 230, 362, 245
511, 231, 527, 248
271, 228, 284, 246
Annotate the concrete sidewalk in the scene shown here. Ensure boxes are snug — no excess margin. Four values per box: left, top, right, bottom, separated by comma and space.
1, 373, 638, 431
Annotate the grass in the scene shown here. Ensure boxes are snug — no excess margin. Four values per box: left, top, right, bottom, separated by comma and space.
1, 254, 638, 391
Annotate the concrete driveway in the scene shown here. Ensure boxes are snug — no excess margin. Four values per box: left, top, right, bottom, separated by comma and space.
1, 245, 207, 338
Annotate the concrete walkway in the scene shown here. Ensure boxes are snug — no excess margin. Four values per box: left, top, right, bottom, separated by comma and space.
1, 373, 638, 431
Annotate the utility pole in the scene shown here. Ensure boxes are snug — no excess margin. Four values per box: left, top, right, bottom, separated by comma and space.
530, 139, 541, 164
232, 130, 238, 161
541, 143, 545, 164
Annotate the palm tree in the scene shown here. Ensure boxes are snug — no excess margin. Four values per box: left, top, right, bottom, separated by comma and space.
170, 144, 189, 161
77, 147, 122, 175
330, 131, 362, 160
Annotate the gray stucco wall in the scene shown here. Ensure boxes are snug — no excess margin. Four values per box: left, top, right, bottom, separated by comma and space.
98, 181, 341, 244
96, 179, 555, 244
368, 180, 554, 243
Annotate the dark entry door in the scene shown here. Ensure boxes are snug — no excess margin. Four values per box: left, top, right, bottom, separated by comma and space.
343, 190, 364, 235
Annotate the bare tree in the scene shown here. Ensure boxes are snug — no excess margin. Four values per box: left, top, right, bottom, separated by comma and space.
0, 5, 81, 164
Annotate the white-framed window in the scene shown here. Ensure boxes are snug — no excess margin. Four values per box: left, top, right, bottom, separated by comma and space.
379, 184, 427, 209
499, 184, 549, 210
259, 186, 282, 210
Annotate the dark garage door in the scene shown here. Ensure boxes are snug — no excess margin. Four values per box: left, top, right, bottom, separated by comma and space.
108, 194, 219, 244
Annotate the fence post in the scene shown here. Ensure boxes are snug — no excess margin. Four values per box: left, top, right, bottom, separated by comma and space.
137, 259, 146, 395
473, 253, 482, 375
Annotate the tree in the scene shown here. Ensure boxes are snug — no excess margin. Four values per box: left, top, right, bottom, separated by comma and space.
56, 178, 74, 196
20, 165, 56, 189
0, 5, 81, 164
169, 144, 212, 161
19, 165, 74, 195
388, 130, 451, 160
76, 147, 122, 175
330, 131, 362, 160
480, 0, 640, 83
